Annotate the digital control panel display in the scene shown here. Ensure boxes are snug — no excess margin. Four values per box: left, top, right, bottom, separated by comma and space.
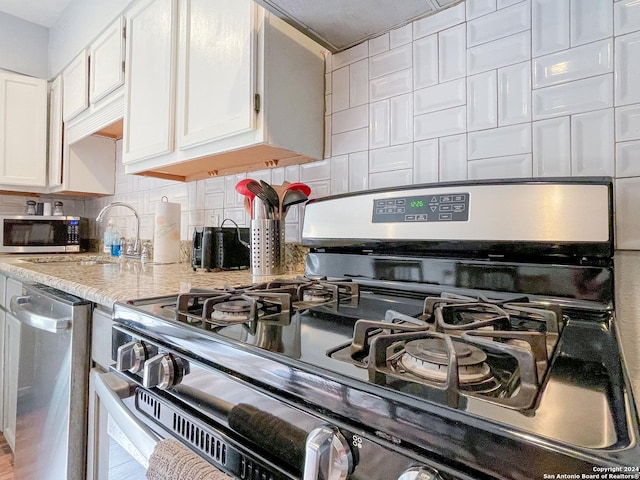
372, 193, 469, 223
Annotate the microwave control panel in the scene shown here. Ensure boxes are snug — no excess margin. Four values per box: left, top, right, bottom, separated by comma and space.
372, 193, 469, 223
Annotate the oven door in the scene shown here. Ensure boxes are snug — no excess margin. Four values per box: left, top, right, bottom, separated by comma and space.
86, 369, 160, 480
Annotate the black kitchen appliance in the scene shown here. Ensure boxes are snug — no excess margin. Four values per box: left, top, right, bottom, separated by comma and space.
192, 220, 250, 271
112, 178, 639, 479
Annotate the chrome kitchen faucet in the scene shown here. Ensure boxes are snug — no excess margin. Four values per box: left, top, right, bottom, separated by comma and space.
96, 202, 141, 258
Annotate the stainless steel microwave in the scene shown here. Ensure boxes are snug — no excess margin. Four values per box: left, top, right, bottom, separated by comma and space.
0, 216, 89, 253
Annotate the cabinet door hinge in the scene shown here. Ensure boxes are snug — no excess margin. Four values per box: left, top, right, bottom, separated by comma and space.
254, 93, 261, 114
123, 26, 126, 40
122, 60, 126, 73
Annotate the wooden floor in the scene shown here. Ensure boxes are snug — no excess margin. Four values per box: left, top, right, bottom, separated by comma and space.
0, 433, 13, 480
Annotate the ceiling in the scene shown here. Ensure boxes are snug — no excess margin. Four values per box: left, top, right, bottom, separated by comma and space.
254, 0, 461, 52
0, 0, 461, 52
0, 0, 73, 27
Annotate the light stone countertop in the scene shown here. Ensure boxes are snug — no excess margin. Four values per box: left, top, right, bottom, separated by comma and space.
0, 254, 303, 309
614, 250, 640, 413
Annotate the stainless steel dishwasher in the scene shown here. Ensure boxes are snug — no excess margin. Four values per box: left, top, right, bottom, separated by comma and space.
9, 283, 91, 480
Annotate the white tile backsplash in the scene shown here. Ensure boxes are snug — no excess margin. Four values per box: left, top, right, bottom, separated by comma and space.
332, 128, 369, 155
532, 74, 613, 119
468, 123, 532, 159
533, 40, 613, 89
468, 154, 532, 179
369, 144, 413, 172
467, 70, 498, 131
467, 31, 530, 75
615, 0, 640, 36
348, 151, 369, 191
413, 2, 466, 39
413, 35, 439, 89
498, 61, 531, 126
332, 67, 350, 112
439, 134, 468, 181
533, 117, 571, 176
369, 100, 390, 148
369, 34, 390, 56
532, 0, 570, 57
370, 44, 413, 79
369, 168, 413, 188
616, 177, 640, 249
415, 106, 467, 140
332, 105, 369, 134
350, 59, 369, 107
570, 0, 613, 47
616, 140, 640, 177
414, 139, 439, 183
466, 0, 496, 20
415, 78, 466, 115
330, 155, 349, 194
615, 31, 640, 106
332, 42, 369, 70
89, 0, 640, 249
370, 68, 413, 101
439, 24, 467, 81
390, 94, 414, 145
390, 23, 413, 48
616, 104, 640, 141
467, 1, 530, 48
571, 108, 615, 176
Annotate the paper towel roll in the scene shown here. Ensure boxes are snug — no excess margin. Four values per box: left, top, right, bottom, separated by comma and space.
153, 198, 181, 264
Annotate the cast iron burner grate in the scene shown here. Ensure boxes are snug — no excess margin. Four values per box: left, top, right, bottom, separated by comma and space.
329, 292, 564, 410
172, 277, 360, 329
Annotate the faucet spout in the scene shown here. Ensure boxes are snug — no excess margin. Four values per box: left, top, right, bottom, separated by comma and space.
96, 202, 141, 256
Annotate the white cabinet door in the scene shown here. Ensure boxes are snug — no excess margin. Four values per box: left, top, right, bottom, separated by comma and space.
3, 277, 22, 453
123, 0, 178, 164
176, 0, 255, 149
0, 71, 47, 187
49, 76, 64, 187
90, 17, 126, 105
62, 50, 89, 122
3, 313, 18, 452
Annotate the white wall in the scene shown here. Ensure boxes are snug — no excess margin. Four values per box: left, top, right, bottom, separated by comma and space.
0, 12, 48, 78
48, 0, 134, 77
87, 0, 640, 251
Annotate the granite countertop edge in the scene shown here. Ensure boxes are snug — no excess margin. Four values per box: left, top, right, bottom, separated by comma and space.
0, 254, 304, 309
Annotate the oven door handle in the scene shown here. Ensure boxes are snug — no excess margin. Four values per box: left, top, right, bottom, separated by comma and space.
88, 370, 160, 468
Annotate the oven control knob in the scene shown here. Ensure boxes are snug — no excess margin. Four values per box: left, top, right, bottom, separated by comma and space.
142, 353, 187, 390
398, 466, 443, 480
303, 426, 353, 480
116, 341, 157, 373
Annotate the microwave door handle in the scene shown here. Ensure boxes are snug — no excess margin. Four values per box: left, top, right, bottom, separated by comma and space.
89, 370, 160, 467
10, 295, 71, 333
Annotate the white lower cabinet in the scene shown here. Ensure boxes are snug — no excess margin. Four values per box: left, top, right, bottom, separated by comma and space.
123, 0, 325, 181
3, 313, 18, 452
2, 277, 22, 452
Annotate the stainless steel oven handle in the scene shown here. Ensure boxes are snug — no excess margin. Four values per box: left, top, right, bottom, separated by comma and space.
90, 370, 160, 463
10, 295, 71, 333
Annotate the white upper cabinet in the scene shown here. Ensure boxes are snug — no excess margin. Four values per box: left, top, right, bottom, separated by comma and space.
89, 16, 126, 105
176, 0, 255, 148
0, 71, 47, 187
48, 76, 64, 188
62, 50, 89, 122
122, 0, 178, 164
123, 0, 325, 181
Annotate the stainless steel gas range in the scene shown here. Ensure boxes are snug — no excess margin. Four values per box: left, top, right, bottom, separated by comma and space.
110, 178, 640, 480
